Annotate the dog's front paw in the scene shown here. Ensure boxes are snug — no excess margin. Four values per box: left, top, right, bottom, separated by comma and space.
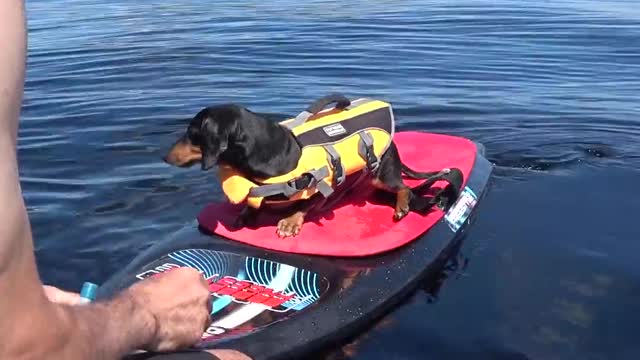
276, 214, 304, 238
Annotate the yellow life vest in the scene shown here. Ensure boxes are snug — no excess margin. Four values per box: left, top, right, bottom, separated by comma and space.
218, 97, 395, 209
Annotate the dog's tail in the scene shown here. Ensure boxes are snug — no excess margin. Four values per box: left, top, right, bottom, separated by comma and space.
407, 167, 464, 214
402, 162, 464, 194
401, 163, 444, 179
408, 193, 438, 214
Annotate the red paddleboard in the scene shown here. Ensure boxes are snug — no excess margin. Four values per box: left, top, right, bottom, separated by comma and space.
197, 131, 477, 257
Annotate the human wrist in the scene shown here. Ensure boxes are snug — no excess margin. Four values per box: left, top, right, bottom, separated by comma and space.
115, 287, 159, 351
68, 288, 160, 357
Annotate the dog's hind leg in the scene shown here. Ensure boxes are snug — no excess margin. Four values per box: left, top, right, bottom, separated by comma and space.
373, 143, 415, 221
376, 142, 457, 218
371, 178, 412, 221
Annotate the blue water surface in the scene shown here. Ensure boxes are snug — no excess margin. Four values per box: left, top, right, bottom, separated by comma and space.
22, 1, 640, 359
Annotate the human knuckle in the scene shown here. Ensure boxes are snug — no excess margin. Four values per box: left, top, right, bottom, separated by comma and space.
186, 267, 201, 276
175, 267, 191, 276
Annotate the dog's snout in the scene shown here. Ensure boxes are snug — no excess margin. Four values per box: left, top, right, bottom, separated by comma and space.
162, 152, 173, 164
162, 142, 202, 168
163, 150, 180, 165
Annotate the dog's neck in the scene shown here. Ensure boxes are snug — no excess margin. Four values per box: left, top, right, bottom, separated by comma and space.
219, 114, 301, 180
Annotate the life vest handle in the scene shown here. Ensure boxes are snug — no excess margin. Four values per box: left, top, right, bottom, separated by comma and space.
284, 93, 351, 129
305, 93, 351, 116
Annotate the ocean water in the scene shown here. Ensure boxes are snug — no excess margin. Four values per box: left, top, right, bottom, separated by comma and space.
22, 0, 640, 359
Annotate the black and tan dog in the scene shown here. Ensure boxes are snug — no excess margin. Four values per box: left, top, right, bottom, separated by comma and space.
163, 103, 444, 238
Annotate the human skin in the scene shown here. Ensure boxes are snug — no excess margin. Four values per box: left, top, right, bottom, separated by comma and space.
0, 2, 250, 359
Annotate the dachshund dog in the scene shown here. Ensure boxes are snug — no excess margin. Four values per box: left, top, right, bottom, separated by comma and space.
163, 103, 440, 238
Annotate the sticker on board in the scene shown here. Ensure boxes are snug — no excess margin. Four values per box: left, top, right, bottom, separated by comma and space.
444, 186, 478, 232
130, 249, 330, 347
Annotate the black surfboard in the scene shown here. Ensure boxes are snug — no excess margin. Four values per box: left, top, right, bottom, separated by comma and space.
96, 143, 492, 360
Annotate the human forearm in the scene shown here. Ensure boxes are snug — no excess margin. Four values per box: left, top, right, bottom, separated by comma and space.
5, 289, 156, 360
0, 0, 27, 142
63, 290, 156, 359
0, 0, 28, 270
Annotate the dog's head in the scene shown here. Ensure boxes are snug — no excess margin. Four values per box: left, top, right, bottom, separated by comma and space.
163, 105, 239, 170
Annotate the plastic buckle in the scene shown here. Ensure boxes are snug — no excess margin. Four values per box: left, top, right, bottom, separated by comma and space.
365, 148, 380, 173
329, 157, 344, 185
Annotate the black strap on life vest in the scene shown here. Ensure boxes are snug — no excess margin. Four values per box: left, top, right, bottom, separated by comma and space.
323, 144, 346, 186
248, 166, 335, 200
357, 131, 380, 173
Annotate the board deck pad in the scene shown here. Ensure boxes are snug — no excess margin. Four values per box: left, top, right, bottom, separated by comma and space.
197, 131, 477, 257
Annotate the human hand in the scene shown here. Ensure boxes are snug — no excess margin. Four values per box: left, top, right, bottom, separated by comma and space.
126, 267, 212, 352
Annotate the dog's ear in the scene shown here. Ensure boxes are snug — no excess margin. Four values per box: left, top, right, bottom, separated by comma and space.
200, 117, 228, 170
